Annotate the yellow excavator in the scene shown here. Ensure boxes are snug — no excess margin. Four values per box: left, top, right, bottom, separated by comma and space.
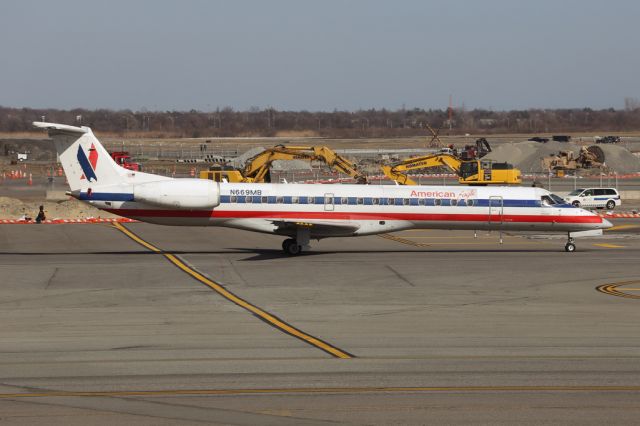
382, 154, 522, 185
200, 145, 368, 184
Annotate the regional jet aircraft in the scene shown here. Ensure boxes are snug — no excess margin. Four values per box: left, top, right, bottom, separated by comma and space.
34, 122, 611, 254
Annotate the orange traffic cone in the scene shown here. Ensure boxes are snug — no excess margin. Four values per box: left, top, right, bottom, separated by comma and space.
190, 167, 196, 177
57, 166, 63, 177
27, 173, 33, 186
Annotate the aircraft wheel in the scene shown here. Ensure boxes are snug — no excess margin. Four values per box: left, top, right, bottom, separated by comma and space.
282, 238, 302, 255
606, 200, 615, 210
286, 240, 302, 255
282, 238, 294, 252
565, 242, 576, 252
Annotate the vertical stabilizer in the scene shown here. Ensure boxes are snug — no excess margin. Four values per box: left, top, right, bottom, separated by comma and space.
33, 122, 127, 192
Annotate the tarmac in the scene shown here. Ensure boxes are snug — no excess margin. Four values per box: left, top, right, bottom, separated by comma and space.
1, 221, 640, 425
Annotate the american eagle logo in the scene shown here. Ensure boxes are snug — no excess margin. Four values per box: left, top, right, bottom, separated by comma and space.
77, 143, 98, 182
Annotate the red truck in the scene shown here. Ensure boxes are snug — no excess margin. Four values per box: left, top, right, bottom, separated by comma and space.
110, 151, 142, 171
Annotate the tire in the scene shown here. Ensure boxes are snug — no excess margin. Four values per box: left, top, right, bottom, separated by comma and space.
565, 242, 576, 252
282, 238, 293, 252
285, 241, 302, 256
572, 201, 581, 208
606, 200, 615, 210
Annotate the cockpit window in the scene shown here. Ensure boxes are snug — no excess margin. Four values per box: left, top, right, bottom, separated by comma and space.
549, 194, 566, 204
541, 194, 567, 206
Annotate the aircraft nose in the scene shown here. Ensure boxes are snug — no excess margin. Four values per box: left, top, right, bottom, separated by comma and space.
601, 218, 613, 229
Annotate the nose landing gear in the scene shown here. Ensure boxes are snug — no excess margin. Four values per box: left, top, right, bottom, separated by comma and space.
565, 235, 576, 252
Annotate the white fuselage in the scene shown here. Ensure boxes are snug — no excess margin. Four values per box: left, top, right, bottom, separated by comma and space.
80, 182, 610, 238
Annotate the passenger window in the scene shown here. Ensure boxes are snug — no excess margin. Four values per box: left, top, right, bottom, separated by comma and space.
246, 196, 253, 204
434, 199, 441, 206
276, 196, 284, 204
605, 189, 617, 195
372, 198, 380, 205
403, 198, 410, 206
341, 197, 348, 205
451, 199, 458, 206
583, 190, 593, 196
467, 199, 474, 206
458, 199, 466, 206
418, 198, 426, 206
230, 195, 237, 203
307, 196, 314, 204
261, 196, 268, 204
292, 196, 299, 204
325, 196, 333, 204
357, 197, 364, 205
594, 189, 606, 196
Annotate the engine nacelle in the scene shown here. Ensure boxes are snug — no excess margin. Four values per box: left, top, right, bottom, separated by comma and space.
134, 179, 220, 209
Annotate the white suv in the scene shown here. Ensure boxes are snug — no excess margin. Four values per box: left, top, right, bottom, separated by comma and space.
564, 188, 621, 210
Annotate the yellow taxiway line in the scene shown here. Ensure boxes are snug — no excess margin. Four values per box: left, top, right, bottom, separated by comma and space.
596, 281, 640, 300
111, 222, 353, 359
593, 243, 626, 248
2, 385, 640, 399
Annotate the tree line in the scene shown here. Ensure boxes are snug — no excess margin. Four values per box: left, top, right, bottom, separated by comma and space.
1, 104, 639, 138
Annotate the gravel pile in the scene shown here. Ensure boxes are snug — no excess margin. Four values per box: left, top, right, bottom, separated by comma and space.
486, 141, 640, 174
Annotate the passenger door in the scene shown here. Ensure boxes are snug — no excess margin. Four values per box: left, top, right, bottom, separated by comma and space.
488, 196, 503, 226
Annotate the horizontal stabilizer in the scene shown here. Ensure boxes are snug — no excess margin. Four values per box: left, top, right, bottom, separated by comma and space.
33, 121, 88, 136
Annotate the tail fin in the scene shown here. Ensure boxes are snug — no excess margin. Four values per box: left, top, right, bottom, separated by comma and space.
33, 122, 127, 191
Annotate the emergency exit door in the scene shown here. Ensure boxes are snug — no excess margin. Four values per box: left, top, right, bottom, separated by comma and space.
324, 193, 334, 211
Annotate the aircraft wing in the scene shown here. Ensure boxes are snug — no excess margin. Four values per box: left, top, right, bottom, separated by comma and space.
271, 219, 359, 237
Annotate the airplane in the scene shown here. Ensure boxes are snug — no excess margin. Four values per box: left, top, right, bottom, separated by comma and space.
34, 122, 612, 255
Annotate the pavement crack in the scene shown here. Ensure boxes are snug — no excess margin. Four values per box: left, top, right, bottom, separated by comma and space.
386, 265, 415, 287
44, 267, 59, 290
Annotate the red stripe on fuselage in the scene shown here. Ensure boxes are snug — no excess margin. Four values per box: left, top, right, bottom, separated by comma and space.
104, 209, 603, 224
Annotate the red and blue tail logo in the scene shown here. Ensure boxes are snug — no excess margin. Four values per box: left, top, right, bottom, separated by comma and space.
77, 143, 98, 182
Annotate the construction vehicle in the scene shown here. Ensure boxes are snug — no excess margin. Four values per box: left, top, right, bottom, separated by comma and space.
382, 137, 521, 185
542, 146, 606, 176
382, 154, 521, 185
110, 151, 142, 171
460, 137, 492, 160
199, 145, 368, 184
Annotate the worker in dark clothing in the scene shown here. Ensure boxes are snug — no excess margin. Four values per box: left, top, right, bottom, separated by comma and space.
35, 205, 46, 224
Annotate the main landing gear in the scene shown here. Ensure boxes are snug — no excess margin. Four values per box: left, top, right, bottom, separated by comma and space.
565, 235, 576, 252
282, 227, 311, 256
282, 238, 302, 255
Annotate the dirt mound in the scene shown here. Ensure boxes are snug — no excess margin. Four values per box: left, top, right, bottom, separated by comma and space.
486, 140, 640, 174
0, 196, 119, 220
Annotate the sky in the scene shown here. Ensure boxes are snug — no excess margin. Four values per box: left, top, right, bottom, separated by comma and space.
1, 0, 639, 111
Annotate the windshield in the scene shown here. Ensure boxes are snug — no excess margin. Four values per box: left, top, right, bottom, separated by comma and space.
568, 189, 584, 196
541, 194, 568, 206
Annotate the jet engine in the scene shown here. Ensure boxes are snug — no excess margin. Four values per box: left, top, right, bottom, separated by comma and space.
134, 179, 220, 209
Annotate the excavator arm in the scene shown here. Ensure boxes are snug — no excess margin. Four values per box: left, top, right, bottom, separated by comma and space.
381, 154, 463, 185
240, 145, 368, 184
